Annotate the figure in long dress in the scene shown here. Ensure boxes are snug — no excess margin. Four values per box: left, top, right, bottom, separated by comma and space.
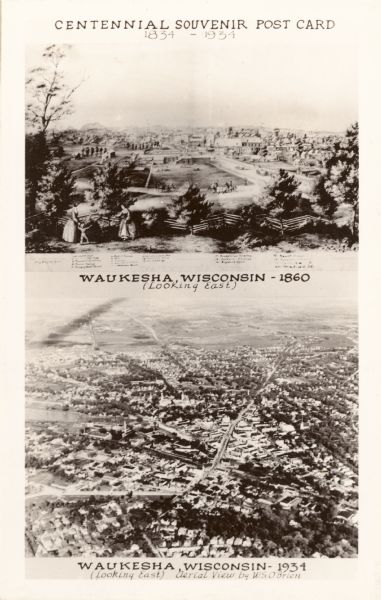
62, 202, 80, 243
116, 204, 137, 240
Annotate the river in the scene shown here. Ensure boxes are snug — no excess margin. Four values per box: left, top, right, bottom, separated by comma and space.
26, 407, 89, 423
26, 406, 128, 427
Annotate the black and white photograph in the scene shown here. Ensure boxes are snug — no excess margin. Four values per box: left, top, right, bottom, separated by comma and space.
5, 0, 381, 595
25, 293, 358, 559
25, 38, 358, 254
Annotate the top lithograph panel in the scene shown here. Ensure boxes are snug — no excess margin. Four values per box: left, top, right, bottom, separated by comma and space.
25, 20, 358, 254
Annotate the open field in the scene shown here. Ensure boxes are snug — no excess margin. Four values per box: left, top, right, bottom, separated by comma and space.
152, 160, 247, 189
27, 298, 357, 352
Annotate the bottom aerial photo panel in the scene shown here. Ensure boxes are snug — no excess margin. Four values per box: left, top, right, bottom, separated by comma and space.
25, 295, 358, 560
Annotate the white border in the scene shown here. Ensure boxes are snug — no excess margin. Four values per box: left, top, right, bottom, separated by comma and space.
1, 0, 380, 598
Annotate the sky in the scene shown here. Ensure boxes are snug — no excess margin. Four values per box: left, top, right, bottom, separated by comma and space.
26, 36, 358, 132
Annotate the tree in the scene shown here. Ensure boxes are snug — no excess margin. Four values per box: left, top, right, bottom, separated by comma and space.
91, 163, 131, 212
35, 160, 76, 217
26, 45, 80, 134
25, 45, 81, 218
168, 184, 212, 226
266, 169, 301, 217
314, 123, 359, 240
295, 138, 304, 156
259, 146, 268, 159
313, 175, 337, 217
239, 202, 264, 230
25, 132, 50, 218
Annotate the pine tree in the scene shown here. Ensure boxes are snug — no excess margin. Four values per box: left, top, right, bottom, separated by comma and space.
35, 160, 76, 217
91, 163, 131, 212
25, 132, 50, 218
314, 122, 359, 240
168, 184, 212, 226
267, 169, 301, 217
313, 175, 337, 217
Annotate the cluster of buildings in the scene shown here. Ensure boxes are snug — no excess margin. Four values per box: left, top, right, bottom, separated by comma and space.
57, 124, 343, 173
26, 498, 148, 557
25, 333, 358, 558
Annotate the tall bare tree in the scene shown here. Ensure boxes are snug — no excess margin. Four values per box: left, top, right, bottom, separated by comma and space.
26, 45, 80, 134
25, 45, 81, 220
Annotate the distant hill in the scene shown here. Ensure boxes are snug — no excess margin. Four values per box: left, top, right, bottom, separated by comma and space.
81, 122, 105, 131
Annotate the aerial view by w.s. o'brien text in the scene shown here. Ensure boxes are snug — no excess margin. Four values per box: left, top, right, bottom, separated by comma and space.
25, 40, 358, 254
25, 297, 357, 558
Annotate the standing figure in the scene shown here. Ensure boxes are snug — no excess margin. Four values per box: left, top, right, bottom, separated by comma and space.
116, 203, 137, 241
62, 201, 80, 243
78, 222, 91, 245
